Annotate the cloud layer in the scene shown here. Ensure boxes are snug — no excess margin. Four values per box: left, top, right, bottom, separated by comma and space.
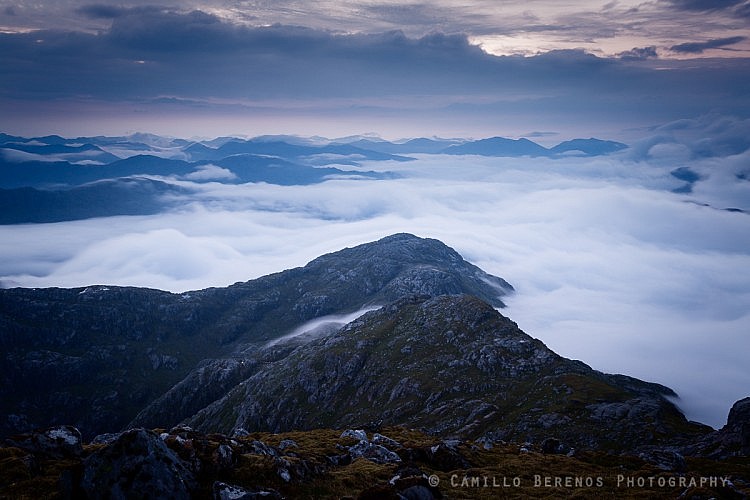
1, 116, 748, 428
1, 6, 749, 139
4, 1, 750, 55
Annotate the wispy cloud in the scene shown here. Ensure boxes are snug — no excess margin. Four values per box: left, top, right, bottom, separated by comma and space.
671, 35, 747, 53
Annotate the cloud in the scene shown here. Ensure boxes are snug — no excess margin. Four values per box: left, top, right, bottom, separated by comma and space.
183, 164, 238, 181
1, 9, 749, 139
666, 0, 746, 12
2, 118, 749, 428
670, 36, 747, 53
75, 4, 131, 19
649, 115, 750, 158
617, 46, 658, 60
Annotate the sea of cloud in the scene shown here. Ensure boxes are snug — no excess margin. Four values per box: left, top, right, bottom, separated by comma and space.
1, 126, 749, 428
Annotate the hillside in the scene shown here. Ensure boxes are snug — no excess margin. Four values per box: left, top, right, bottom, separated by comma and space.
0, 234, 511, 439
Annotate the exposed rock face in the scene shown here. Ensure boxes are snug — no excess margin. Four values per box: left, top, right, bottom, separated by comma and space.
727, 397, 750, 455
0, 233, 512, 438
688, 396, 750, 459
186, 294, 706, 452
81, 428, 195, 499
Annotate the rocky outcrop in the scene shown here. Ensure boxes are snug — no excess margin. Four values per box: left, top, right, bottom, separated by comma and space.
1, 424, 748, 499
4, 425, 83, 459
81, 428, 196, 499
186, 294, 707, 452
687, 396, 750, 459
728, 397, 750, 455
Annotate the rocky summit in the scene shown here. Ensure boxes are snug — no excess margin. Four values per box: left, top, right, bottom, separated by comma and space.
0, 233, 512, 439
0, 233, 748, 498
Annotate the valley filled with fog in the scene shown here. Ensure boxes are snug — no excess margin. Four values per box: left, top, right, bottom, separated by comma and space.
1, 116, 749, 429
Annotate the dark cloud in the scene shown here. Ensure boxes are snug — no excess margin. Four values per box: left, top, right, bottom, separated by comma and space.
3, 6, 16, 16
76, 4, 128, 19
671, 36, 747, 53
1, 8, 749, 137
667, 0, 745, 11
617, 46, 658, 60
665, 0, 750, 18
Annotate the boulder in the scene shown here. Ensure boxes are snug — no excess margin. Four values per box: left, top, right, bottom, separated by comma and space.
81, 428, 195, 499
212, 481, 281, 500
402, 443, 471, 471
5, 425, 82, 459
247, 439, 278, 457
541, 437, 571, 455
372, 432, 402, 449
341, 429, 368, 442
348, 440, 402, 464
637, 447, 687, 472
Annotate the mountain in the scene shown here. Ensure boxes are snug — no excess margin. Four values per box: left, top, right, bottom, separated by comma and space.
0, 133, 26, 145
0, 177, 187, 224
0, 232, 723, 455
0, 155, 194, 189
441, 137, 551, 157
342, 138, 463, 154
0, 135, 402, 222
185, 294, 708, 451
2, 233, 748, 499
439, 136, 629, 157
0, 132, 630, 224
213, 154, 393, 185
549, 138, 628, 156
0, 234, 512, 439
184, 139, 414, 163
0, 143, 121, 164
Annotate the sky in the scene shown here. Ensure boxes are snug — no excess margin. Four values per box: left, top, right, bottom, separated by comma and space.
1, 2, 749, 429
1, 0, 750, 139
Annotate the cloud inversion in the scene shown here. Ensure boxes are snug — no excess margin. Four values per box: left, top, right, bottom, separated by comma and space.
1, 116, 748, 429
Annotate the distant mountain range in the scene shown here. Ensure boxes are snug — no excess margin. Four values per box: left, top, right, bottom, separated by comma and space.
0, 132, 628, 224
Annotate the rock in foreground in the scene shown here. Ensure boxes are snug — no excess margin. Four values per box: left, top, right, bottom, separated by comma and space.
1, 425, 748, 499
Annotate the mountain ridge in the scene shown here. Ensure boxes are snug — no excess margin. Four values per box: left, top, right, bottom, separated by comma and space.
0, 234, 512, 439
184, 293, 707, 453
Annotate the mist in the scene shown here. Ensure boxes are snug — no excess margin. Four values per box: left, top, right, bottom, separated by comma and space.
1, 122, 749, 429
